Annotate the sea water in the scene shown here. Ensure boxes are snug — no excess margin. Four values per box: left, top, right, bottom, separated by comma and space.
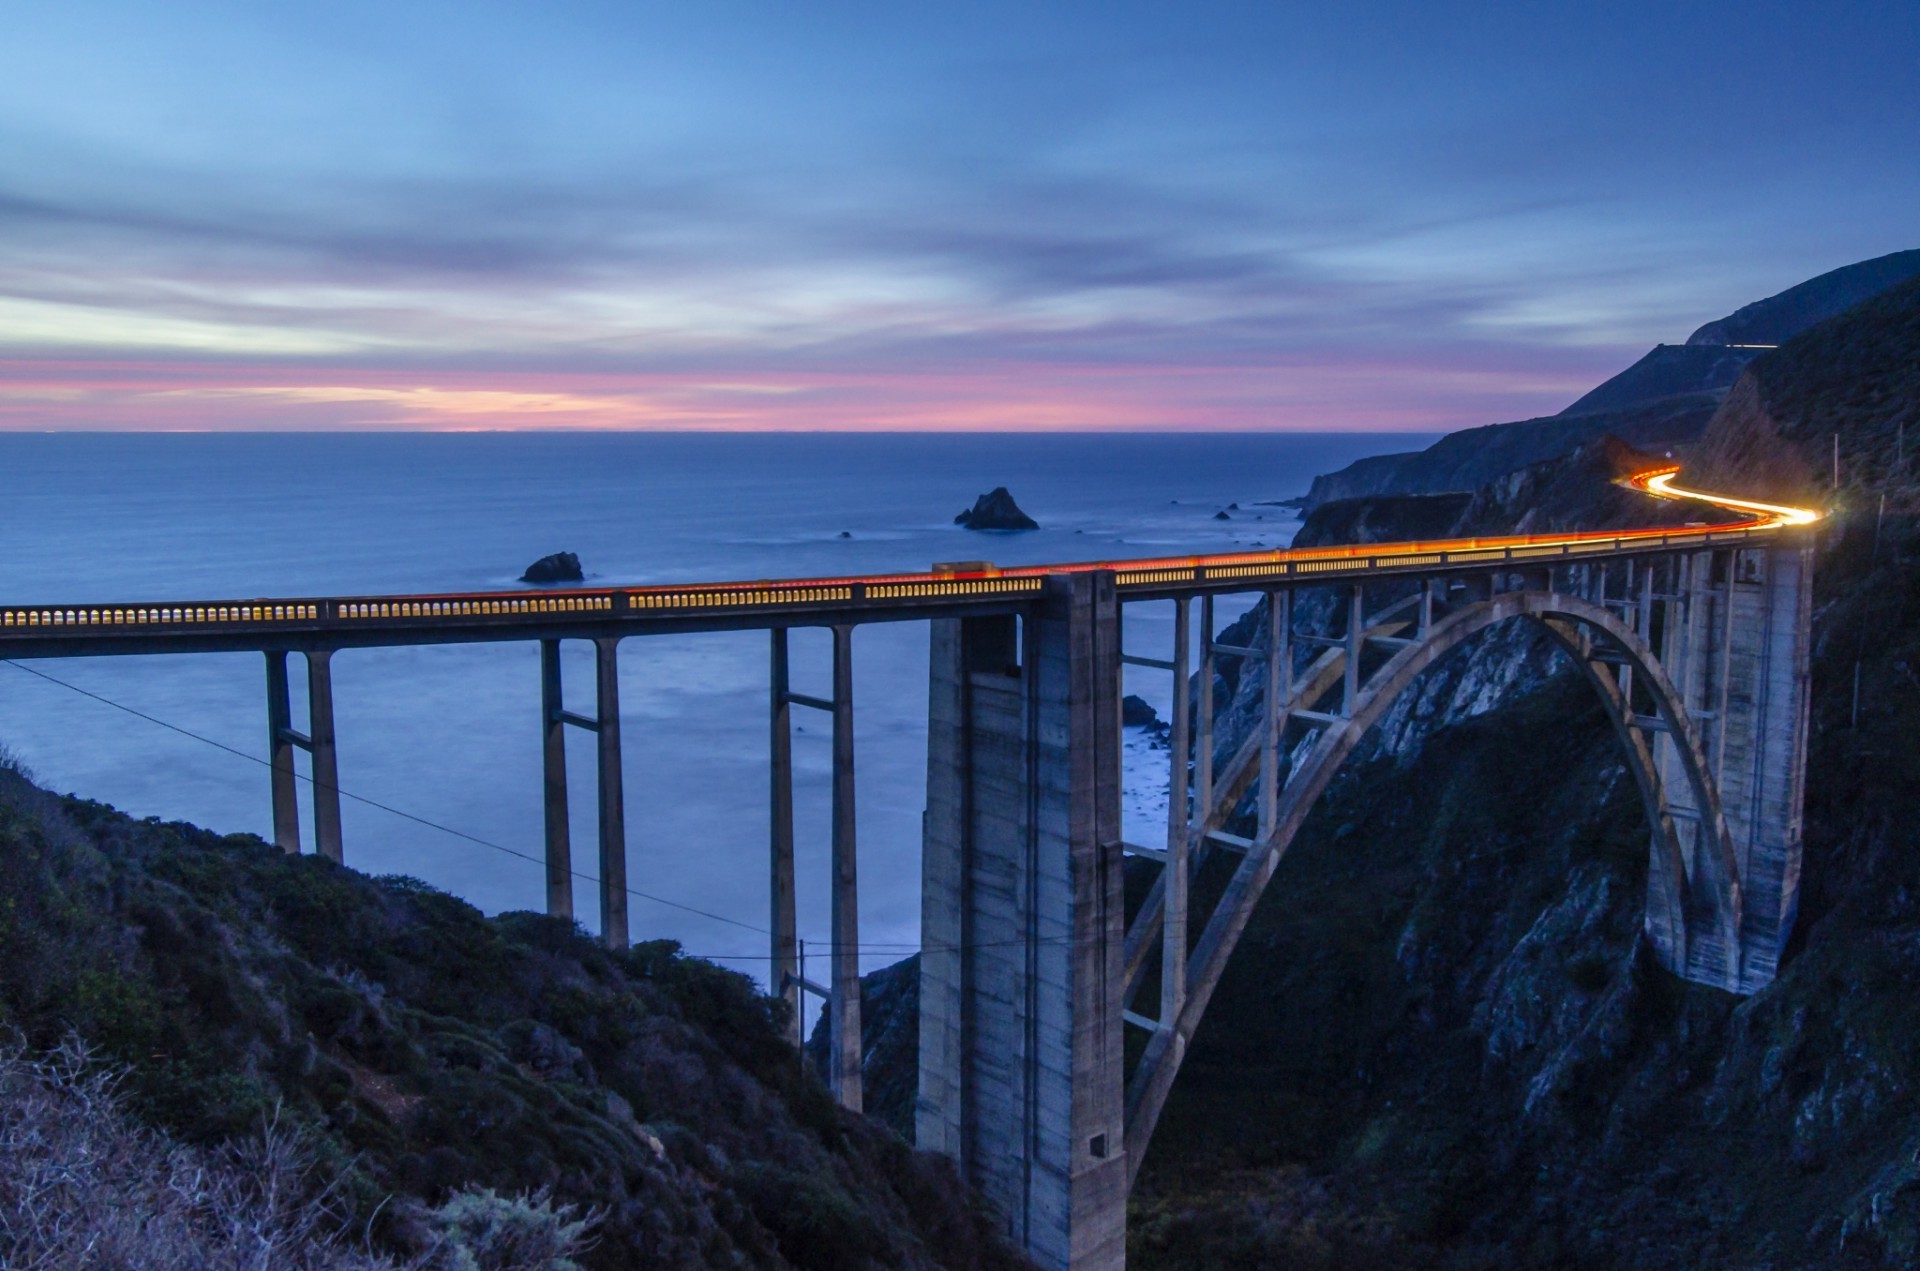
0, 431, 1427, 976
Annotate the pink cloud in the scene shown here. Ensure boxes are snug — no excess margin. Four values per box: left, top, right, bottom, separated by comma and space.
0, 352, 1610, 434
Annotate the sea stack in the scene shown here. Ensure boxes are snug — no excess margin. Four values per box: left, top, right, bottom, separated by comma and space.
520, 551, 584, 583
954, 487, 1039, 531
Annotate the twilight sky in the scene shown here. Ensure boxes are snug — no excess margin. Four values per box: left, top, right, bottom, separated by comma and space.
2, 1, 1915, 432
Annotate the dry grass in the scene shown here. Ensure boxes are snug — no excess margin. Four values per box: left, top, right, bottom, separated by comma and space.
0, 1038, 597, 1270
0, 1037, 399, 1269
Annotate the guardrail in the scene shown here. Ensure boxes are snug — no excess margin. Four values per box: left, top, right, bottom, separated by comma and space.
0, 465, 1817, 641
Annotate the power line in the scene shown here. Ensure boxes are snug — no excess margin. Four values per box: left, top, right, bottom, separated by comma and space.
0, 658, 1106, 966
2, 658, 768, 938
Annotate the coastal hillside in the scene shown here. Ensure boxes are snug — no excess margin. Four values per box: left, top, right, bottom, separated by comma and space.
1302, 249, 1920, 508
0, 762, 1026, 1271
1121, 264, 1920, 1266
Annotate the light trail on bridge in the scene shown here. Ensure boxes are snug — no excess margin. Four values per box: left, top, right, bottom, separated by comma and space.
0, 465, 1823, 644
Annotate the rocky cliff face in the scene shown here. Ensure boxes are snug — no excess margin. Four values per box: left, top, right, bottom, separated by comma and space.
1300, 395, 1718, 509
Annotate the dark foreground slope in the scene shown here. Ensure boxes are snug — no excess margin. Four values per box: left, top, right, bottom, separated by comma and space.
0, 767, 1025, 1271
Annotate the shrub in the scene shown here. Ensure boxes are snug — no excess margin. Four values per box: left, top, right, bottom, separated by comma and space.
422, 1187, 599, 1271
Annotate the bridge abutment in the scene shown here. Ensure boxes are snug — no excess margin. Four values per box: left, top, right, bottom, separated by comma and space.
918, 573, 1129, 1270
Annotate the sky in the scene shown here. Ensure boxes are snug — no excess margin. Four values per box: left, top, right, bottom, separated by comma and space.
1, 0, 1915, 433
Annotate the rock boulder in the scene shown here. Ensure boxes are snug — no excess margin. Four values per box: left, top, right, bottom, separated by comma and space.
520, 551, 584, 584
955, 487, 1039, 531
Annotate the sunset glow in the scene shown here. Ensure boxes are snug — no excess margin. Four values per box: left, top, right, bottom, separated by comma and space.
2, 2, 1914, 432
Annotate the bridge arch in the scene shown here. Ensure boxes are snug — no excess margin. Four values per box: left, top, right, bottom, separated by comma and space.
1121, 586, 1744, 1179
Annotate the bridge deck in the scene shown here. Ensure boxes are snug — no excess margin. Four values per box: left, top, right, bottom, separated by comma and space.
0, 467, 1816, 657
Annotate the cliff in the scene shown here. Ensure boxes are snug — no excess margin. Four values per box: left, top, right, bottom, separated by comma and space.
1300, 394, 1718, 508
1303, 249, 1920, 510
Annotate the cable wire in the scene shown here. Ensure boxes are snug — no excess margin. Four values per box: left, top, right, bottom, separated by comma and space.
0, 658, 1105, 965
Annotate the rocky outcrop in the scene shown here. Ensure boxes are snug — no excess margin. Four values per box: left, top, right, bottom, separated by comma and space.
1299, 451, 1416, 507
519, 551, 583, 583
1302, 394, 1719, 510
954, 488, 1039, 531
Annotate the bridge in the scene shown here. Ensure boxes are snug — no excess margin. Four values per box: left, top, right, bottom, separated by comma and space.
0, 466, 1818, 1269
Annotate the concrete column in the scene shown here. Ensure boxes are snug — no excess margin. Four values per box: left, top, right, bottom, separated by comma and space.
265, 650, 300, 853
829, 623, 862, 1112
540, 640, 573, 920
916, 576, 1127, 1268
1162, 597, 1191, 1030
1195, 595, 1214, 832
1619, 560, 1638, 704
1714, 546, 1811, 988
1651, 540, 1812, 991
594, 637, 628, 950
1342, 584, 1363, 715
770, 629, 800, 1045
1259, 589, 1289, 840
306, 650, 343, 863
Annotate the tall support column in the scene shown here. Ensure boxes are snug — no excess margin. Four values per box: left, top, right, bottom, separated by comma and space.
1195, 596, 1214, 835
540, 640, 573, 920
1162, 597, 1191, 1030
594, 637, 628, 951
915, 575, 1127, 1268
829, 624, 862, 1112
306, 650, 343, 863
1342, 584, 1363, 715
1620, 561, 1638, 703
770, 630, 800, 1045
1259, 589, 1290, 840
1653, 539, 1813, 991
265, 650, 300, 853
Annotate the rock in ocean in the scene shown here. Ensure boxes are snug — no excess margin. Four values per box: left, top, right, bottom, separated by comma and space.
954, 487, 1039, 531
520, 551, 584, 583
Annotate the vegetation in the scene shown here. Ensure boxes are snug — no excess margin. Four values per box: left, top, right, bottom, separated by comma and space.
0, 755, 1023, 1270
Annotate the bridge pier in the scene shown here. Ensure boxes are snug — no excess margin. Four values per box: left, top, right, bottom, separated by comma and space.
1654, 545, 1811, 990
827, 623, 862, 1112
536, 638, 629, 948
769, 630, 800, 1046
918, 573, 1128, 1269
540, 639, 572, 919
263, 649, 343, 861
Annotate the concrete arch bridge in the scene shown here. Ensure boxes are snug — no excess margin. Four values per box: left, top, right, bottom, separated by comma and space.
0, 468, 1817, 1269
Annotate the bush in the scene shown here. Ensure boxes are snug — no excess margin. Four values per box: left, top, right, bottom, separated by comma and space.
422, 1187, 599, 1271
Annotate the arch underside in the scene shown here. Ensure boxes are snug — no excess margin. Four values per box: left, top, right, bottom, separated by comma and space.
1120, 586, 1745, 1182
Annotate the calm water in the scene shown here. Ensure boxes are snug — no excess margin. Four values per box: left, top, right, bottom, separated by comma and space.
0, 432, 1426, 976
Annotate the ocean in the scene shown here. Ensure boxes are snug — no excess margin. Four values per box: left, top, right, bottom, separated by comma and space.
0, 431, 1428, 977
